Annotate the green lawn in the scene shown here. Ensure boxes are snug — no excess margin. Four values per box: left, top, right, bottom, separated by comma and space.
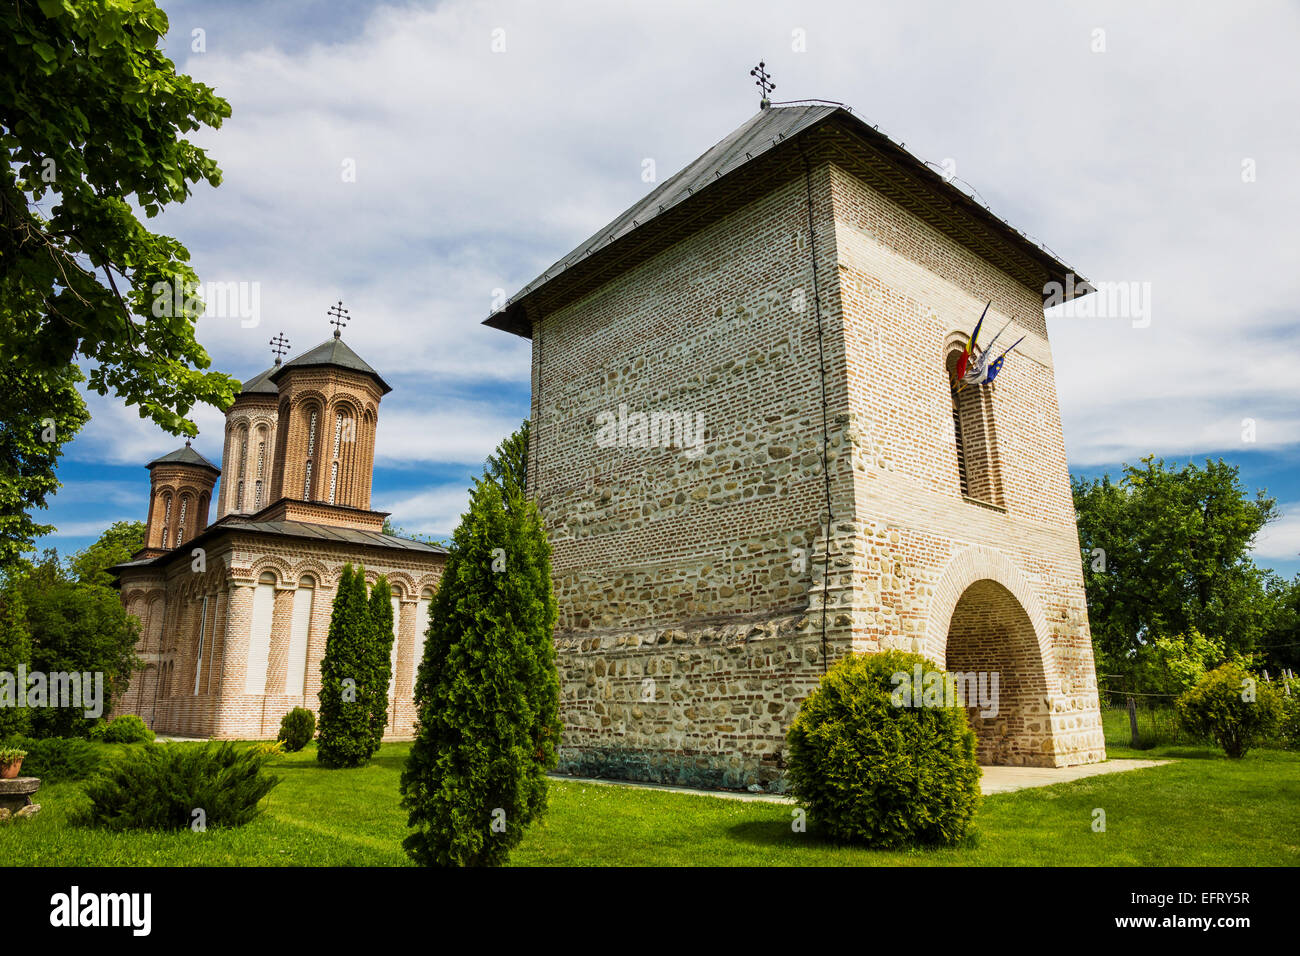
3, 732, 1297, 866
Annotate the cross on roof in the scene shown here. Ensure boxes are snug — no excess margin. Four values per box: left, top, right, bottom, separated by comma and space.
269, 332, 290, 364
750, 61, 775, 107
327, 300, 350, 338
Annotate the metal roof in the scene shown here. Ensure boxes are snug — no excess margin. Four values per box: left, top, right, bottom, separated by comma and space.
109, 517, 446, 576
219, 518, 444, 552
238, 364, 280, 396
485, 103, 1089, 336
506, 104, 838, 307
269, 336, 392, 394
147, 443, 221, 474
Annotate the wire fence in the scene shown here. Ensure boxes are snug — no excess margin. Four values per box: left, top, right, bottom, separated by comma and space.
1098, 671, 1297, 750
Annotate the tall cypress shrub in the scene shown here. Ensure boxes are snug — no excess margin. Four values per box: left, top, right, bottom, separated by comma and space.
367, 575, 395, 753
316, 564, 375, 768
401, 424, 560, 867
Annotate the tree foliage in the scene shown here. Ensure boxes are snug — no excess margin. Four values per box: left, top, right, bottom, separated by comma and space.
66, 519, 145, 587
1, 0, 239, 567
4, 550, 139, 737
1073, 456, 1279, 683
0, 585, 32, 738
401, 422, 560, 867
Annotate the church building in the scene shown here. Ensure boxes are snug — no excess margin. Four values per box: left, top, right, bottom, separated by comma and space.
487, 99, 1106, 788
112, 321, 446, 739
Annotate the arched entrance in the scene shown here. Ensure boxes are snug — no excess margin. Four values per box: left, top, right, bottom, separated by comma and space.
944, 579, 1053, 766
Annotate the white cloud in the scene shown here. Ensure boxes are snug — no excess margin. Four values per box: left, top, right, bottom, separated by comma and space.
1254, 502, 1300, 562
374, 402, 524, 466
51, 0, 1300, 477
374, 484, 472, 536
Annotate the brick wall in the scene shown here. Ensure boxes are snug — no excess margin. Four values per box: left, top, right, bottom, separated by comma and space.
116, 533, 444, 741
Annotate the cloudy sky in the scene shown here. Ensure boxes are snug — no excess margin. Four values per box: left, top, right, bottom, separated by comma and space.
40, 0, 1300, 576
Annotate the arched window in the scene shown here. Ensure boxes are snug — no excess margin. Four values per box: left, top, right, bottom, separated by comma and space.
236, 424, 249, 511
329, 411, 350, 505
413, 588, 434, 694
177, 495, 190, 541
160, 493, 172, 548
946, 347, 1004, 507
193, 594, 209, 696
303, 408, 319, 500
245, 571, 277, 696
286, 574, 315, 699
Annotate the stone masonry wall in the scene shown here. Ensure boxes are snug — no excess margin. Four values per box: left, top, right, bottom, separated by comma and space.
532, 165, 859, 789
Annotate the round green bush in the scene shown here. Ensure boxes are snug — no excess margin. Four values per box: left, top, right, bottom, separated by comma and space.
1176, 663, 1283, 758
100, 714, 155, 744
277, 707, 316, 752
786, 649, 981, 848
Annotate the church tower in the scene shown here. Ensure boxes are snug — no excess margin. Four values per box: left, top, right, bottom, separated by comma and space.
216, 341, 284, 519
139, 441, 220, 557
267, 305, 390, 518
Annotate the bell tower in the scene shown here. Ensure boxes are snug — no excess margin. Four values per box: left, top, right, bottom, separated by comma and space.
139, 441, 221, 557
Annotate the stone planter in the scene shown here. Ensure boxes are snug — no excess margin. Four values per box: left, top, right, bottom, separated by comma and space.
0, 777, 42, 820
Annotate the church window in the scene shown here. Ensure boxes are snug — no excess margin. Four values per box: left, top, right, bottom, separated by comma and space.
304, 410, 318, 499
193, 595, 208, 696
161, 495, 171, 548
256, 440, 265, 477
946, 346, 1004, 508
236, 426, 249, 511
332, 411, 345, 460
951, 391, 969, 497
306, 410, 318, 456
178, 496, 188, 539
328, 461, 339, 504
254, 480, 263, 510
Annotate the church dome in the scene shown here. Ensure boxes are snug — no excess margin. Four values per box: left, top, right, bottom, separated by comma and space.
270, 336, 391, 395
238, 364, 281, 396
148, 442, 221, 475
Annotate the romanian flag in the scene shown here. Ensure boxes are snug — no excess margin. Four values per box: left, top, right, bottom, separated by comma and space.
955, 301, 991, 381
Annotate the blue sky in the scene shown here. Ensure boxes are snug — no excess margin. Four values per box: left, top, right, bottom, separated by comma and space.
35, 0, 1300, 579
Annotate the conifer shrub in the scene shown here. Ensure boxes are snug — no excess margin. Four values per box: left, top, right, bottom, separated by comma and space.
367, 576, 395, 752
277, 707, 316, 752
100, 714, 154, 744
317, 565, 377, 767
786, 649, 981, 848
2, 735, 102, 782
1176, 662, 1283, 758
401, 422, 561, 867
81, 742, 278, 831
